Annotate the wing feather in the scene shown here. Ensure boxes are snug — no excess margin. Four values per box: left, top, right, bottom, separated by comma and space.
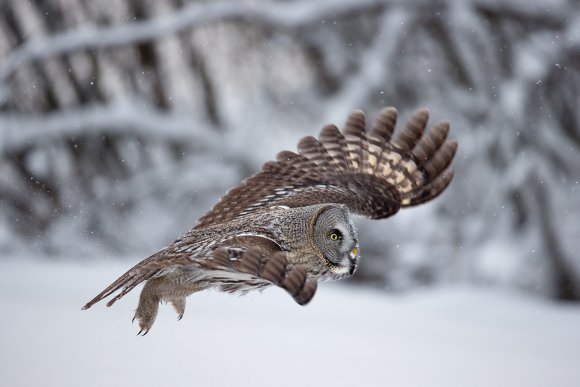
297, 136, 337, 175
412, 120, 450, 166
195, 107, 457, 228
368, 107, 397, 174
82, 236, 318, 309
393, 108, 428, 151
422, 141, 458, 181
197, 246, 317, 305
370, 107, 397, 143
343, 110, 368, 173
319, 124, 352, 172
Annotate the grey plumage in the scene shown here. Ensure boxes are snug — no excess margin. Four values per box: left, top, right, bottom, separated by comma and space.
82, 107, 457, 335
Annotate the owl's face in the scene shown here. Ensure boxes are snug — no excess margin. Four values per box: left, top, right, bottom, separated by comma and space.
312, 205, 359, 279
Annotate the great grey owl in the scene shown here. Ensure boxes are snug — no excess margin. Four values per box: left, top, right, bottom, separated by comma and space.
82, 107, 457, 335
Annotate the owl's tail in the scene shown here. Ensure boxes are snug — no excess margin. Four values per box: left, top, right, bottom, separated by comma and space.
81, 251, 190, 310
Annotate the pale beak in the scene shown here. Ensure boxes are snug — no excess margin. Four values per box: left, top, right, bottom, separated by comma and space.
349, 244, 358, 259
348, 244, 359, 276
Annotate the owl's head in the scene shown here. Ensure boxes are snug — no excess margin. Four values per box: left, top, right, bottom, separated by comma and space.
312, 205, 359, 279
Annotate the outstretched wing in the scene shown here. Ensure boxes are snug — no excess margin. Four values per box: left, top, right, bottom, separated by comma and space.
195, 107, 457, 229
82, 236, 317, 309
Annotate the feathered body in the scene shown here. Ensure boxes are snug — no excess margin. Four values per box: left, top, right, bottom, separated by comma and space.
83, 107, 457, 335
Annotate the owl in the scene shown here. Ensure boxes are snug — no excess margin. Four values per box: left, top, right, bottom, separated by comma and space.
82, 107, 457, 335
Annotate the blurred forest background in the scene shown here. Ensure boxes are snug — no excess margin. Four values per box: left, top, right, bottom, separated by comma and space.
0, 0, 578, 300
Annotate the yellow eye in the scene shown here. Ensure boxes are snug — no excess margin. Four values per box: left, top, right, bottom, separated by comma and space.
329, 229, 342, 241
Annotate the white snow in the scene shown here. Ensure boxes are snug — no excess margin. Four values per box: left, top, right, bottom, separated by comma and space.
1, 259, 579, 387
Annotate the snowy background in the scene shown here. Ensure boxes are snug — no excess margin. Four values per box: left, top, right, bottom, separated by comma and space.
2, 260, 580, 387
1, 0, 579, 386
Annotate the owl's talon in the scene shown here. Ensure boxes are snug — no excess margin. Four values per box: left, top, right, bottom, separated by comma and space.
133, 312, 156, 336
171, 298, 186, 320
137, 328, 150, 336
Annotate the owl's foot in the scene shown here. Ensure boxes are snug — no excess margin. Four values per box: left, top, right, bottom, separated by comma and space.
133, 302, 158, 336
171, 298, 186, 321
133, 280, 161, 336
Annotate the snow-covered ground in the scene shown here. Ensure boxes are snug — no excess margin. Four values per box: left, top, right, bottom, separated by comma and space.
1, 259, 579, 387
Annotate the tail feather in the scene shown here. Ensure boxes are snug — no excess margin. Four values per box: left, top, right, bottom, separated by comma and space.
81, 268, 139, 310
81, 252, 190, 310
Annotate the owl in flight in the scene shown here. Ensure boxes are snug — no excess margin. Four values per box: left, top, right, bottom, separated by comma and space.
83, 107, 457, 335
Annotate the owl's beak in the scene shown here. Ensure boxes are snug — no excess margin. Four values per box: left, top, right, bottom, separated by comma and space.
348, 244, 359, 276
339, 241, 359, 277
349, 245, 358, 259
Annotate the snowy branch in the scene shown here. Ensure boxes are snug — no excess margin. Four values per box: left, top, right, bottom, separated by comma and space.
322, 8, 408, 120
0, 101, 221, 150
0, 0, 392, 84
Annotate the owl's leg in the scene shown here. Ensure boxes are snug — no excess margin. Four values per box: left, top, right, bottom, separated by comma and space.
167, 282, 209, 321
134, 275, 206, 333
133, 278, 162, 336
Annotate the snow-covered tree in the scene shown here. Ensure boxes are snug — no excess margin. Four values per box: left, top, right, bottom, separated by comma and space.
1, 0, 578, 299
